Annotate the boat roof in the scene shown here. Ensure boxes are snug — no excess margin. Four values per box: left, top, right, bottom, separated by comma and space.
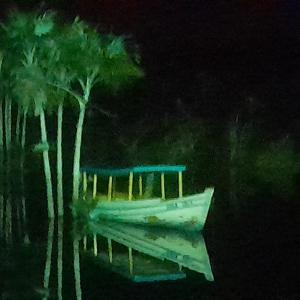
80, 165, 186, 176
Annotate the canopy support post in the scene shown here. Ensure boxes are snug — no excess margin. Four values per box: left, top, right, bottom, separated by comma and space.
128, 247, 133, 275
128, 172, 133, 201
112, 177, 116, 199
108, 238, 113, 263
83, 236, 87, 251
138, 174, 143, 197
92, 174, 97, 199
93, 234, 97, 256
178, 171, 183, 197
83, 172, 87, 197
161, 172, 165, 200
108, 176, 113, 201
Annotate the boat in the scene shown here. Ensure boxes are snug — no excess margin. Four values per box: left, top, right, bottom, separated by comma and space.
86, 220, 214, 282
80, 165, 214, 231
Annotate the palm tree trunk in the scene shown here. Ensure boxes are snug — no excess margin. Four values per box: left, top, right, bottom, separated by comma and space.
5, 95, 12, 151
57, 103, 63, 216
0, 99, 3, 149
15, 106, 21, 145
5, 196, 12, 244
0, 150, 3, 238
0, 194, 3, 239
5, 150, 12, 244
72, 105, 86, 202
73, 237, 82, 300
43, 220, 54, 300
21, 110, 27, 149
40, 109, 55, 219
0, 102, 3, 237
57, 218, 63, 300
229, 117, 240, 214
20, 109, 29, 242
4, 97, 12, 243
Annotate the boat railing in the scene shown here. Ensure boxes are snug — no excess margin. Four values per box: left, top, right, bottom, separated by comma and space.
80, 165, 186, 201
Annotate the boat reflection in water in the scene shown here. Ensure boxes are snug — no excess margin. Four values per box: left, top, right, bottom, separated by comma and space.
84, 221, 214, 282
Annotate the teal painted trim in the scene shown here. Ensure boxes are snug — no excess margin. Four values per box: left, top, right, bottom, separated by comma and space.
80, 167, 131, 177
133, 165, 186, 173
133, 272, 186, 282
80, 165, 186, 177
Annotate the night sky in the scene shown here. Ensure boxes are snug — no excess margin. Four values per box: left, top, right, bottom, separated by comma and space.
1, 1, 299, 129
72, 0, 300, 134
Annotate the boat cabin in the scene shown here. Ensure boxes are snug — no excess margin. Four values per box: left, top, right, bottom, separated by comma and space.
80, 165, 187, 201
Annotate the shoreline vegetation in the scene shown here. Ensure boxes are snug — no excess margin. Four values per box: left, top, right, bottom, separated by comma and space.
0, 10, 143, 218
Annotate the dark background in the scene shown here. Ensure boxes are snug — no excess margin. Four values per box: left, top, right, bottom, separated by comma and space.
1, 1, 299, 129
0, 2, 300, 299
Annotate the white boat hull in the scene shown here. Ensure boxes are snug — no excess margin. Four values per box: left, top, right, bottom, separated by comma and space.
89, 187, 214, 231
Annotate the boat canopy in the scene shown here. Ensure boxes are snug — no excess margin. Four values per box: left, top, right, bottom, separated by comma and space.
80, 165, 186, 177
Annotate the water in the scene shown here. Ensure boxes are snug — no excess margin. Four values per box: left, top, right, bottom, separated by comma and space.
1, 192, 299, 299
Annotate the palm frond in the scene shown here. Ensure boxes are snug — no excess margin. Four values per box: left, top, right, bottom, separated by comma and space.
34, 11, 56, 37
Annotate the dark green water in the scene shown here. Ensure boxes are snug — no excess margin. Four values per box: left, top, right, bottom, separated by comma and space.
0, 129, 299, 299
1, 191, 299, 300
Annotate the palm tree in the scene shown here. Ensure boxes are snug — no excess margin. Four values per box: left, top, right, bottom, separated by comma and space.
3, 12, 56, 218
35, 14, 66, 216
2, 11, 143, 216
15, 62, 55, 219
43, 86, 66, 217
44, 71, 69, 217
48, 18, 143, 202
